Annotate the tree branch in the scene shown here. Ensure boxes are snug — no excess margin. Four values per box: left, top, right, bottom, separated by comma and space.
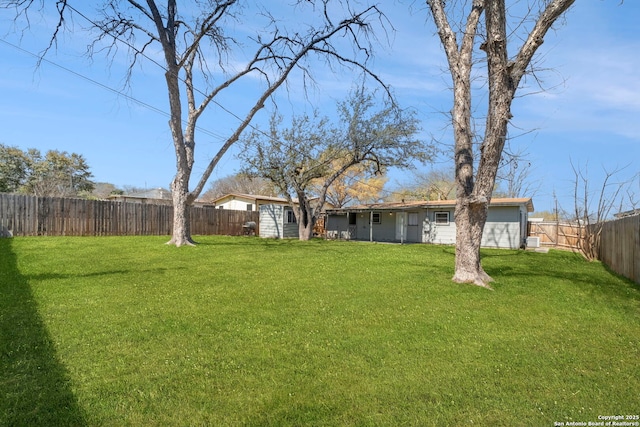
509, 0, 575, 95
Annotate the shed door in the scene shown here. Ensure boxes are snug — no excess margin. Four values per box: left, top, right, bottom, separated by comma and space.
406, 212, 420, 242
348, 212, 357, 239
395, 212, 406, 241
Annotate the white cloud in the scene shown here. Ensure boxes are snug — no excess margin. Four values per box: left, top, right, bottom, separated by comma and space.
513, 36, 640, 141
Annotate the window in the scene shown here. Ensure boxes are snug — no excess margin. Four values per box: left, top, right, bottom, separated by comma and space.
435, 211, 450, 225
408, 212, 419, 226
218, 205, 224, 210
246, 204, 253, 211
348, 212, 357, 225
372, 212, 381, 224
286, 209, 297, 223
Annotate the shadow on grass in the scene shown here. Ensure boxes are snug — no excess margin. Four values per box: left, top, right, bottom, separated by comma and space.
482, 249, 640, 302
0, 239, 87, 426
24, 267, 183, 282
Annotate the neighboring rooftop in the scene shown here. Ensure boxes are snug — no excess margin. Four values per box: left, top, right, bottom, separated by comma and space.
614, 208, 640, 219
210, 193, 290, 204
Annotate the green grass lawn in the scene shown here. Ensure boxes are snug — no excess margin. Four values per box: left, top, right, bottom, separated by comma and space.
2, 236, 639, 426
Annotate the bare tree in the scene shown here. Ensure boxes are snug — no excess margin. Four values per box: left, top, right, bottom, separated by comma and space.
3, 0, 392, 245
426, 0, 575, 287
495, 146, 539, 199
239, 88, 429, 240
91, 182, 122, 199
569, 161, 638, 260
390, 168, 456, 202
317, 162, 387, 208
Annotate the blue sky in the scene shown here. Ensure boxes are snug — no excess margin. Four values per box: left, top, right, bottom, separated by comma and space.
1, 1, 638, 214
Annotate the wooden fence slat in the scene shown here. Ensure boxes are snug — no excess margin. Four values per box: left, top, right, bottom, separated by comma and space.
531, 219, 639, 284
528, 221, 583, 249
595, 215, 639, 284
0, 193, 259, 239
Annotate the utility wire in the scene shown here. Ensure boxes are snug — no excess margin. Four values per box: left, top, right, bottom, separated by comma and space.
0, 38, 228, 142
1, 35, 416, 201
60, 1, 415, 199
64, 2, 263, 142
5, 2, 424, 201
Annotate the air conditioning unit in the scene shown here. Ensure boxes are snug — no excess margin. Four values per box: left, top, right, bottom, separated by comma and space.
527, 236, 540, 248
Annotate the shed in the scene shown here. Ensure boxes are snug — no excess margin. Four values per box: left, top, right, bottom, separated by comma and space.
259, 204, 299, 239
257, 197, 335, 239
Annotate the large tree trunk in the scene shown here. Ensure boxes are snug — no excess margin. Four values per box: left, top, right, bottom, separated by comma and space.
427, 0, 487, 287
296, 202, 315, 241
298, 220, 314, 241
453, 0, 512, 287
428, 0, 575, 287
167, 171, 195, 247
453, 201, 493, 288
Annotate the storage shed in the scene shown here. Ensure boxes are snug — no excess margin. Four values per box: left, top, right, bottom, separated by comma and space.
259, 204, 299, 239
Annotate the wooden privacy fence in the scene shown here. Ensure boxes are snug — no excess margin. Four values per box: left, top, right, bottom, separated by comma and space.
527, 221, 582, 250
528, 218, 639, 284
593, 215, 640, 284
0, 193, 259, 237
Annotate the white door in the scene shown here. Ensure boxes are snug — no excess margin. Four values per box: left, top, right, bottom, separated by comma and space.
395, 212, 406, 242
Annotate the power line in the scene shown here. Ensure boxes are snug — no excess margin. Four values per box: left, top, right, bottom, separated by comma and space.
0, 34, 416, 201
0, 38, 168, 116
63, 2, 261, 142
0, 38, 228, 142
4, 2, 425, 200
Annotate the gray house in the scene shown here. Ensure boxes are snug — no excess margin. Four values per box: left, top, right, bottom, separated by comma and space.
325, 197, 534, 249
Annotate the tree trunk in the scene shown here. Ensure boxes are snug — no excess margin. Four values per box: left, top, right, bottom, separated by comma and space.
451, 0, 510, 287
427, 0, 575, 287
426, 0, 487, 287
298, 220, 314, 241
453, 201, 493, 289
296, 203, 315, 241
167, 172, 195, 247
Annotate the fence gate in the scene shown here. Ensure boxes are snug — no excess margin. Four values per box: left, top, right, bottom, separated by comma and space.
528, 221, 581, 250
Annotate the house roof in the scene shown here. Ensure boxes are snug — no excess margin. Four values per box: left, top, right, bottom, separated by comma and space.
211, 193, 334, 209
211, 193, 290, 205
327, 197, 534, 213
614, 208, 640, 219
108, 188, 173, 200
132, 188, 173, 199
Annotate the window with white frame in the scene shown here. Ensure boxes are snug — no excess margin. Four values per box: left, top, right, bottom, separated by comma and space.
434, 211, 450, 225
246, 204, 253, 211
